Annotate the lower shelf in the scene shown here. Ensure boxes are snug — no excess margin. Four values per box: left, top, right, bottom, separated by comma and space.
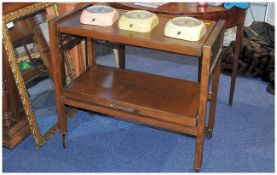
63, 65, 199, 132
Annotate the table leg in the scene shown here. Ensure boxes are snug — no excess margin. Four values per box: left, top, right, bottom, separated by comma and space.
114, 44, 125, 69
198, 57, 202, 81
229, 23, 244, 105
59, 36, 67, 86
49, 20, 67, 147
86, 38, 96, 69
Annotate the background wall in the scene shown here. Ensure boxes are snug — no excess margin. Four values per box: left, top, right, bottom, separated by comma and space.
245, 2, 275, 26
265, 2, 275, 26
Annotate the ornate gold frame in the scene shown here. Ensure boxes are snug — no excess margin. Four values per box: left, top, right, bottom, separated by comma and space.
2, 3, 76, 148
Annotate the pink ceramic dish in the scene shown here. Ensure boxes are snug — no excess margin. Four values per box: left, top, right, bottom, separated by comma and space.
80, 5, 119, 26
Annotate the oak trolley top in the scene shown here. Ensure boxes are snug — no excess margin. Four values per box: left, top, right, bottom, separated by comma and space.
57, 8, 216, 56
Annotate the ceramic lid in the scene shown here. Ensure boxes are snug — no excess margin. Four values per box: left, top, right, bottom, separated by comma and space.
171, 17, 202, 27
86, 5, 114, 13
124, 10, 153, 19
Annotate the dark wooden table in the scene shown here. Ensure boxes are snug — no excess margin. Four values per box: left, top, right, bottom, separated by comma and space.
110, 2, 246, 105
49, 4, 225, 171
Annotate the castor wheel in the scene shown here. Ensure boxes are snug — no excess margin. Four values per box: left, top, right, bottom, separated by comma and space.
61, 133, 67, 148
205, 127, 213, 139
193, 167, 200, 172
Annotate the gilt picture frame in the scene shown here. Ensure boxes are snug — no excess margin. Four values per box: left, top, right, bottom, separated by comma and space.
2, 3, 76, 148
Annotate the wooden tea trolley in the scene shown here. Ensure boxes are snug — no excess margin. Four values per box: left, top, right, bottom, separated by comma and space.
49, 5, 225, 171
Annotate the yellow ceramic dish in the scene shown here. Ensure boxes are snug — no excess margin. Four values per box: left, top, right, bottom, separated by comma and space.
118, 10, 159, 33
